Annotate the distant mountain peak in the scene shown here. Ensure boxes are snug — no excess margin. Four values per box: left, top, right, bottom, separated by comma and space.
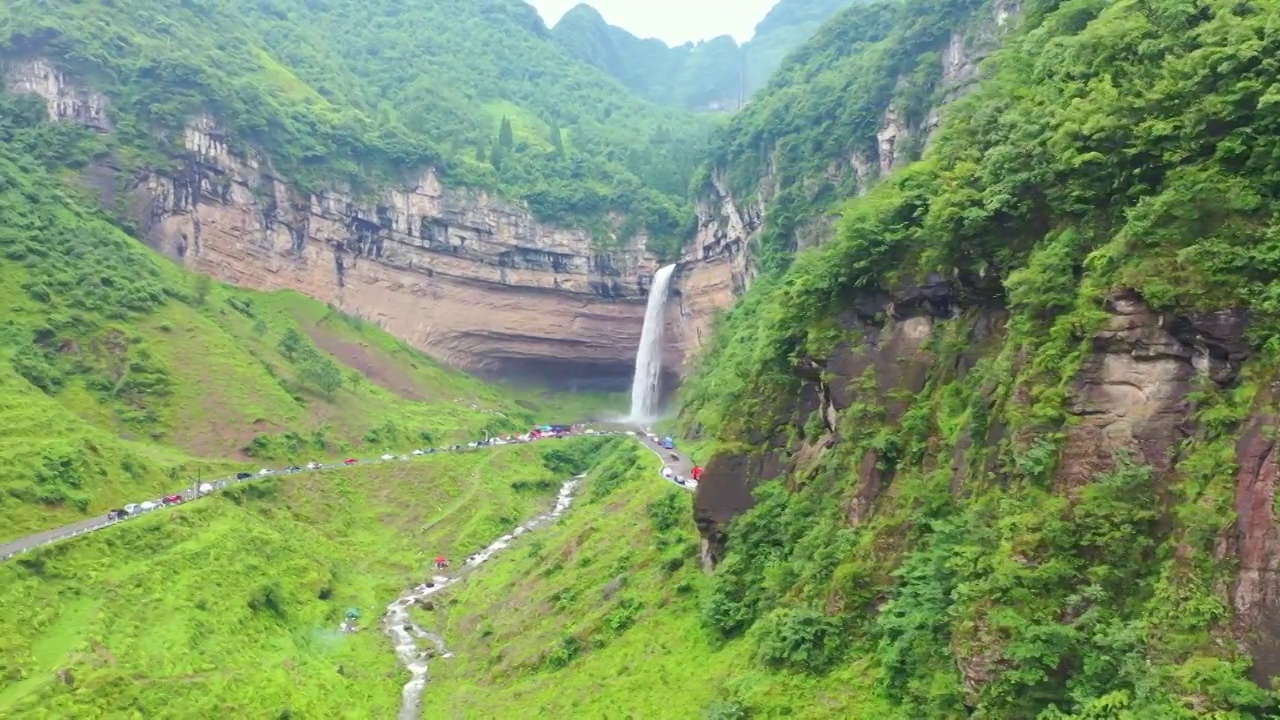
551, 0, 854, 111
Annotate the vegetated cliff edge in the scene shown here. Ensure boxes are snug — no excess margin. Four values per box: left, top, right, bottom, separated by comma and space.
3, 57, 671, 389
671, 0, 1019, 358
679, 0, 1280, 715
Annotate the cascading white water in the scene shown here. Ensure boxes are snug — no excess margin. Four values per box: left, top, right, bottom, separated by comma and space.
628, 264, 677, 424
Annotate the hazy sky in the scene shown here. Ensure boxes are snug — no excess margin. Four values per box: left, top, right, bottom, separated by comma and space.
528, 0, 778, 45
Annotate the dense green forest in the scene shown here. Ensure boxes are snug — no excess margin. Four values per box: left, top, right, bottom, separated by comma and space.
551, 0, 852, 110
680, 0, 1280, 715
0, 0, 710, 253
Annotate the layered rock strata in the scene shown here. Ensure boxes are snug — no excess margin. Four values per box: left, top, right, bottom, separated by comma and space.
4, 58, 696, 390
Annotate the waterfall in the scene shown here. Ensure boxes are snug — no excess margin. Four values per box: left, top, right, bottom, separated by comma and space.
628, 264, 677, 424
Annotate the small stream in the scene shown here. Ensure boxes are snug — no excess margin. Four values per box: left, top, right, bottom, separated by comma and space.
382, 475, 583, 720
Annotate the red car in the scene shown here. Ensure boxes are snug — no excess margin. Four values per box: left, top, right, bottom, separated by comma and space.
163, 494, 184, 504
343, 458, 358, 465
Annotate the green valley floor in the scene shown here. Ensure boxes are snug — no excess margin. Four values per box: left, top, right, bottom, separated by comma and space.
0, 441, 597, 717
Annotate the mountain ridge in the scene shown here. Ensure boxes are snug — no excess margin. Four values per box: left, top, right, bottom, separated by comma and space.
550, 0, 854, 111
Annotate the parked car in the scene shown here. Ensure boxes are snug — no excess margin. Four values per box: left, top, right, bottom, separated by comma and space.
285, 465, 301, 473
163, 494, 184, 504
412, 449, 424, 456
108, 508, 127, 520
258, 468, 273, 476
199, 483, 214, 494
381, 453, 395, 461
140, 501, 158, 512
236, 472, 252, 480
124, 503, 141, 515
344, 458, 358, 465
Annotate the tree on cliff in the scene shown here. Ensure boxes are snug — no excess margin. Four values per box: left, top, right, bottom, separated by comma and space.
498, 117, 514, 151
550, 120, 564, 157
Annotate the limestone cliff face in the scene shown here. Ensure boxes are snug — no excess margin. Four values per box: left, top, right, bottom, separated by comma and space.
4, 58, 664, 389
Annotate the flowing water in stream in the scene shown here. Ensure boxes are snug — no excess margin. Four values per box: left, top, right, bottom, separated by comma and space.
382, 476, 582, 719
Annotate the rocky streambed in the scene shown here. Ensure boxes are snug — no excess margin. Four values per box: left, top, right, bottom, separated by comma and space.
382, 475, 582, 719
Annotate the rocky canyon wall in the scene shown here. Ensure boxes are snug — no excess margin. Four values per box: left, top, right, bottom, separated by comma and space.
691, 277, 1280, 686
3, 57, 708, 390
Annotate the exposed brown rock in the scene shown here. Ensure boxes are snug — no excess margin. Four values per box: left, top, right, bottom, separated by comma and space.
1059, 292, 1196, 490
1232, 414, 1280, 685
694, 450, 782, 569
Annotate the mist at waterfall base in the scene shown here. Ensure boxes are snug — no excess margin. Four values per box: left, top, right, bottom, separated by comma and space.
623, 264, 677, 427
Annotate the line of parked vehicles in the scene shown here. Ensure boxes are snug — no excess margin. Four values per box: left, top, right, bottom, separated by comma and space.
101, 427, 587, 522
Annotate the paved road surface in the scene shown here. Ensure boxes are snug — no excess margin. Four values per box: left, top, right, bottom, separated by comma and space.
0, 455, 397, 562
0, 430, 696, 563
629, 431, 696, 489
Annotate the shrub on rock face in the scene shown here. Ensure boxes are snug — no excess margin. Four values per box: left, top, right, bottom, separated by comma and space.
751, 607, 847, 673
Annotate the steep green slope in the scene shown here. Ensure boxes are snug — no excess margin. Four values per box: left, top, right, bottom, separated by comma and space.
0, 441, 600, 717
0, 97, 558, 541
700, 0, 992, 272
551, 0, 854, 111
677, 0, 1280, 716
0, 0, 708, 250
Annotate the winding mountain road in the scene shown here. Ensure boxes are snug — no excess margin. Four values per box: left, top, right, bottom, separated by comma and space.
0, 430, 695, 564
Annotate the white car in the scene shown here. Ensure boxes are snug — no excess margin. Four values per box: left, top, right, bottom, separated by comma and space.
140, 501, 158, 511
412, 449, 424, 456
199, 483, 214, 494
258, 468, 272, 476
307, 461, 321, 470
381, 453, 395, 461
124, 503, 141, 514
662, 467, 674, 479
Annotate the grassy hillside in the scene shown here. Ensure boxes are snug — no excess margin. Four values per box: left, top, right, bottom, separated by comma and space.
675, 0, 1280, 716
420, 437, 889, 717
0, 440, 605, 717
0, 0, 708, 252
0, 96, 593, 541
